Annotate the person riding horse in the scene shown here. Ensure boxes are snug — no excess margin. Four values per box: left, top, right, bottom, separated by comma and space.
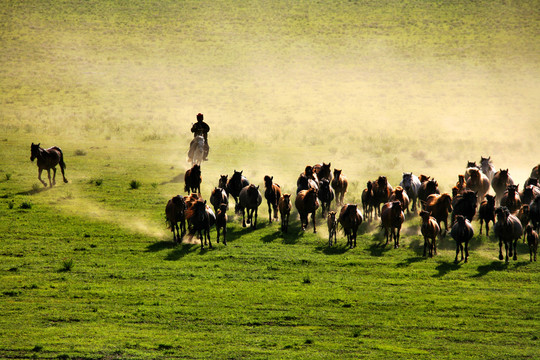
188, 113, 210, 162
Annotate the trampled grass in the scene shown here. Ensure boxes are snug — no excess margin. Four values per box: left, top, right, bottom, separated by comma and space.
1, 0, 539, 358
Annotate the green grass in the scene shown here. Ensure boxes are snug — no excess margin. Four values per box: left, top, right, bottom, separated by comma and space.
1, 0, 539, 358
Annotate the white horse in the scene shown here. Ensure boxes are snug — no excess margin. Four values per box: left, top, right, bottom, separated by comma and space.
188, 135, 205, 166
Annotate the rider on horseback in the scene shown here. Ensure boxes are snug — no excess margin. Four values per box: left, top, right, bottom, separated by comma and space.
188, 113, 210, 161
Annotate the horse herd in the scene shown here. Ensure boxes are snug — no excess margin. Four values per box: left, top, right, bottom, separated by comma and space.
27, 143, 539, 263
168, 158, 540, 264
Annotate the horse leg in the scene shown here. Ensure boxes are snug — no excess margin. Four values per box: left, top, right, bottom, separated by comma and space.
254, 208, 258, 229
512, 239, 518, 261
242, 208, 247, 227
423, 237, 427, 257
223, 224, 227, 245
268, 201, 272, 222
499, 239, 504, 261
464, 240, 469, 263
504, 241, 510, 263
216, 225, 220, 243
46, 168, 53, 187
479, 219, 484, 235
312, 212, 316, 233
454, 242, 460, 263
52, 167, 57, 186
433, 234, 438, 255
207, 228, 212, 249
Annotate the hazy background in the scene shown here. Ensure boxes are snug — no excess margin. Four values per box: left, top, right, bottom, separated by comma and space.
1, 0, 539, 196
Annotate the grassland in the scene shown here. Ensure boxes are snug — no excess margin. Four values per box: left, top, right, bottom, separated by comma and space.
1, 0, 539, 358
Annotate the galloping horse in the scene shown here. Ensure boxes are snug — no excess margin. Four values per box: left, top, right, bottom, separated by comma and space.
165, 195, 186, 243
399, 173, 421, 213
466, 168, 490, 205
184, 164, 202, 194
238, 184, 262, 229
30, 143, 68, 187
425, 193, 453, 237
480, 156, 495, 182
479, 194, 496, 236
380, 201, 404, 248
495, 207, 523, 262
188, 135, 205, 166
419, 210, 440, 257
492, 169, 514, 205
331, 169, 348, 207
338, 204, 363, 248
186, 199, 216, 250
226, 170, 250, 213
264, 175, 282, 223
295, 188, 320, 233
451, 215, 474, 263
313, 162, 333, 182
279, 194, 292, 233
318, 178, 335, 219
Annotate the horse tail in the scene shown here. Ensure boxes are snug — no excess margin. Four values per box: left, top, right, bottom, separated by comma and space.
55, 147, 66, 169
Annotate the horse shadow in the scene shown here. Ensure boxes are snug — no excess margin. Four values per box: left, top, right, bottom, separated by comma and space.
145, 239, 204, 260
161, 173, 184, 185
472, 260, 529, 278
315, 243, 350, 255
432, 260, 462, 278
16, 187, 49, 196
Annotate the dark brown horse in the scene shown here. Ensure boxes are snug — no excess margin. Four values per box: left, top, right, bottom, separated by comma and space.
500, 184, 521, 214
389, 186, 410, 215
264, 175, 282, 223
338, 204, 363, 248
327, 210, 338, 246
185, 199, 216, 250
361, 181, 374, 222
372, 176, 393, 218
380, 201, 404, 248
525, 225, 538, 262
318, 178, 335, 219
313, 162, 333, 182
210, 187, 228, 213
331, 169, 348, 207
239, 184, 262, 228
165, 195, 186, 243
530, 196, 540, 232
419, 210, 440, 257
425, 193, 452, 236
279, 193, 292, 233
520, 185, 540, 206
295, 188, 320, 233
492, 169, 514, 205
530, 164, 540, 181
418, 178, 439, 210
184, 164, 202, 194
454, 174, 467, 196
218, 174, 228, 189
226, 170, 250, 213
495, 207, 523, 262
517, 205, 530, 233
216, 203, 228, 245
451, 190, 477, 224
451, 215, 474, 263
478, 194, 496, 236
30, 143, 68, 187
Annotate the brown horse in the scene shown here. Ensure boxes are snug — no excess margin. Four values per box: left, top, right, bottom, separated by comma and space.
454, 174, 467, 196
372, 176, 393, 218
185, 199, 216, 250
451, 215, 474, 263
216, 203, 228, 245
517, 205, 530, 233
389, 186, 410, 215
210, 187, 228, 213
278, 193, 292, 233
313, 162, 333, 182
380, 201, 404, 248
239, 184, 262, 229
525, 225, 538, 262
492, 169, 514, 204
165, 195, 186, 243
418, 178, 440, 210
30, 143, 68, 187
419, 210, 440, 257
451, 190, 477, 224
338, 204, 363, 248
318, 178, 335, 219
264, 175, 282, 223
500, 184, 521, 214
227, 170, 250, 213
295, 188, 320, 233
184, 164, 202, 194
331, 169, 348, 207
479, 194, 496, 236
327, 210, 338, 246
530, 164, 540, 180
495, 207, 523, 262
218, 174, 228, 189
361, 181, 374, 222
425, 193, 452, 236
466, 168, 490, 204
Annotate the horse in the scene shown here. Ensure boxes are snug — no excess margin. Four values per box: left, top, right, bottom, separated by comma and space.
517, 204, 530, 234
278, 194, 292, 233
165, 195, 186, 243
188, 135, 205, 166
361, 181, 374, 222
454, 174, 467, 196
327, 211, 338, 246
492, 169, 514, 204
216, 203, 228, 245
530, 196, 540, 232
295, 188, 320, 233
425, 193, 452, 237
419, 210, 440, 257
338, 204, 363, 248
418, 178, 440, 210
186, 199, 215, 250
520, 184, 540, 206
30, 143, 68, 187
466, 168, 490, 205
210, 187, 228, 213
313, 162, 333, 182
451, 190, 477, 225
296, 174, 318, 194
372, 176, 393, 218
184, 164, 202, 194
480, 156, 495, 182
238, 184, 262, 228
226, 170, 250, 213
264, 175, 282, 223
530, 164, 540, 180
478, 194, 496, 236
500, 184, 521, 214
525, 225, 538, 262
399, 173, 421, 213
464, 161, 480, 182
389, 186, 410, 215
331, 169, 348, 207
318, 178, 335, 219
380, 201, 404, 249
218, 174, 228, 190
494, 207, 523, 262
451, 215, 474, 263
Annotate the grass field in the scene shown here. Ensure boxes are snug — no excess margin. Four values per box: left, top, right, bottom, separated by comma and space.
1, 0, 539, 358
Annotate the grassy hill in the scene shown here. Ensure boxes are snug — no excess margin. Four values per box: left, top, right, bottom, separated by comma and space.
1, 0, 539, 358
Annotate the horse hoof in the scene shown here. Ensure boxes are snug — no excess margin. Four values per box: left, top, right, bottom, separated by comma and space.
513, 255, 517, 261
499, 254, 504, 261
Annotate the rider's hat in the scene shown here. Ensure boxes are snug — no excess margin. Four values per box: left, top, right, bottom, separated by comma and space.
196, 113, 204, 121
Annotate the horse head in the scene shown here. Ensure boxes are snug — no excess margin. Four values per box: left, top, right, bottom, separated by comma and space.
264, 175, 273, 188
30, 143, 40, 161
467, 161, 478, 169
219, 175, 228, 188
419, 210, 431, 222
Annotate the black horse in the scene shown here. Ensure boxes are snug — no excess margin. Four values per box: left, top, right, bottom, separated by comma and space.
30, 143, 68, 187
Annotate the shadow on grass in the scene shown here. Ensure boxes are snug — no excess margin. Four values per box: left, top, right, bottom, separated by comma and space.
472, 260, 530, 278
161, 173, 184, 185
16, 186, 49, 196
315, 243, 351, 255
433, 260, 462, 278
396, 256, 425, 268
